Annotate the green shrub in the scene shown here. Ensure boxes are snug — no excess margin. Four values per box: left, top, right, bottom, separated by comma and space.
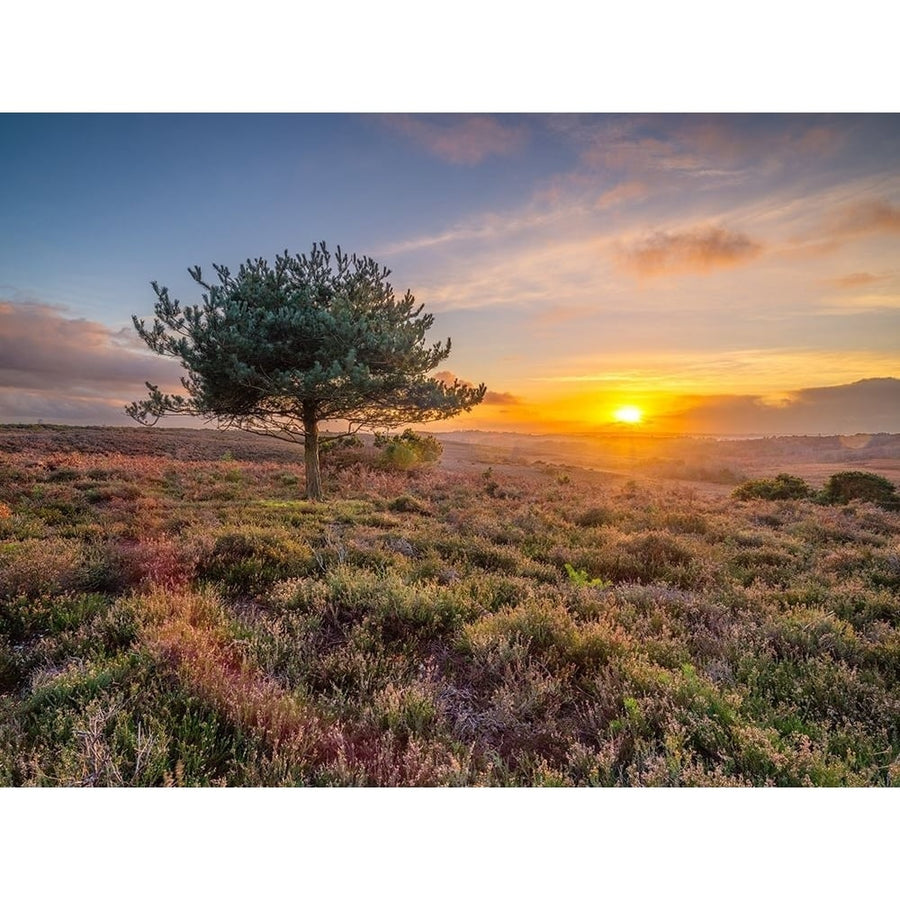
575, 532, 702, 588
83, 482, 142, 504
375, 430, 442, 470
45, 468, 80, 483
196, 531, 314, 596
818, 471, 899, 509
388, 495, 430, 515
729, 547, 798, 587
575, 506, 615, 527
733, 473, 811, 501
0, 638, 23, 692
563, 563, 610, 588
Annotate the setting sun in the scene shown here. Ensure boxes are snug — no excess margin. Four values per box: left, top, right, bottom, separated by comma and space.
613, 405, 644, 425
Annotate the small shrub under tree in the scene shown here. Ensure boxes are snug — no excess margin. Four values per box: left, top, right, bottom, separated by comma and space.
375, 429, 443, 471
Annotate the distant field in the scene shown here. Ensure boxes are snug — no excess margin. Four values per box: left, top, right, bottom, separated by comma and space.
437, 429, 900, 498
1, 425, 899, 786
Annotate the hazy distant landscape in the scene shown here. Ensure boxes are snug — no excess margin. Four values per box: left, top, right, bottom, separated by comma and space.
438, 428, 900, 489
1, 424, 898, 786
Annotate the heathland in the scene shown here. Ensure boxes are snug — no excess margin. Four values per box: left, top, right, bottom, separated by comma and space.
1, 425, 898, 786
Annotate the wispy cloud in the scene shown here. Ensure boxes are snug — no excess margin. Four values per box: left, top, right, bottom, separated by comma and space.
386, 115, 527, 165
780, 195, 900, 259
414, 233, 616, 311
825, 199, 900, 240
560, 115, 844, 183
617, 225, 763, 278
828, 271, 888, 289
381, 207, 569, 255
529, 305, 592, 328
594, 180, 649, 210
819, 293, 900, 312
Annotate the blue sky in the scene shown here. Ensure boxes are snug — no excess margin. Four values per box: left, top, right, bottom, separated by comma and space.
2, 113, 899, 433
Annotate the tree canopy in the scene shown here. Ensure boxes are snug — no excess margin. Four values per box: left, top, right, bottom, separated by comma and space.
126, 243, 486, 498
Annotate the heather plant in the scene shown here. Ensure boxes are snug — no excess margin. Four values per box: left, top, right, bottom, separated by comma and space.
388, 495, 431, 515
1, 425, 900, 786
574, 506, 616, 527
196, 530, 316, 597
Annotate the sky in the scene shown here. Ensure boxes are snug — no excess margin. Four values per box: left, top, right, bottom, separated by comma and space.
1, 113, 899, 436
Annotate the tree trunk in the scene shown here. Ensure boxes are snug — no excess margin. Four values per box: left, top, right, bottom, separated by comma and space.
303, 402, 322, 501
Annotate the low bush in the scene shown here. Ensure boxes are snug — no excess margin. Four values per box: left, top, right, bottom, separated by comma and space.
320, 434, 366, 468
817, 471, 899, 509
733, 473, 811, 501
375, 430, 442, 471
564, 563, 610, 588
388, 495, 430, 515
196, 531, 315, 597
575, 506, 616, 527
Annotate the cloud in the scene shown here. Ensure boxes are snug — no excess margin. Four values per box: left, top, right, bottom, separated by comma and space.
582, 134, 706, 175
663, 378, 900, 435
434, 370, 520, 406
594, 180, 649, 210
564, 115, 844, 184
829, 271, 888, 289
780, 197, 900, 260
0, 299, 182, 424
483, 390, 521, 406
529, 305, 590, 328
407, 230, 618, 311
381, 206, 567, 255
387, 115, 527, 165
618, 225, 763, 277
529, 344, 900, 398
0, 389, 129, 425
826, 199, 900, 240
819, 294, 900, 313
675, 117, 840, 174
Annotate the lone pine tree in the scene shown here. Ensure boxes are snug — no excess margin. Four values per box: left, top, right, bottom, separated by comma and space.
126, 243, 486, 499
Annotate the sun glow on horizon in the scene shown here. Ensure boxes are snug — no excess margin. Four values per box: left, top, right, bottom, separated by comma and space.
613, 405, 644, 425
